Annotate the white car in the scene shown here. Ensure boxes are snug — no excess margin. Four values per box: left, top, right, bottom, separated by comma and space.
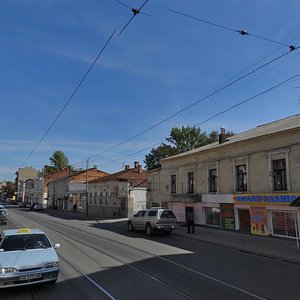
0, 228, 60, 288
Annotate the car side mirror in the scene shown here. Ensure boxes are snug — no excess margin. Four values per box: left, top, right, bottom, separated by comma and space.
54, 244, 60, 249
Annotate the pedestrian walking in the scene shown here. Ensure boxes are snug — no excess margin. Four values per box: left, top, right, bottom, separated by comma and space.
73, 203, 77, 213
187, 210, 195, 233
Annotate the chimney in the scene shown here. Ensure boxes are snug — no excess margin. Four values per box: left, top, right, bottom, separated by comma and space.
137, 164, 142, 173
219, 127, 227, 144
134, 161, 139, 168
125, 164, 130, 170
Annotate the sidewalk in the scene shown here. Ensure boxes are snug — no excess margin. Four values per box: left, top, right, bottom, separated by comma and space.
174, 224, 300, 265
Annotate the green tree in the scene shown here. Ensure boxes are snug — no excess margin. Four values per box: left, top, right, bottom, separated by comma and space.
43, 150, 69, 174
144, 144, 178, 170
166, 126, 214, 153
144, 126, 220, 170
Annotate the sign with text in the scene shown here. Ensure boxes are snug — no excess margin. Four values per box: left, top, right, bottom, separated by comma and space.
234, 194, 300, 205
250, 206, 268, 236
220, 204, 235, 231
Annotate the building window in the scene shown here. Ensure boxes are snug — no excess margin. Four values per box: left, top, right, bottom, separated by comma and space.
272, 211, 296, 237
272, 159, 287, 191
171, 175, 176, 194
236, 164, 247, 192
204, 207, 220, 226
187, 172, 194, 194
209, 169, 217, 192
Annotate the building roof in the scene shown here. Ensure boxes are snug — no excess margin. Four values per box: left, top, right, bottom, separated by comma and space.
89, 166, 148, 187
162, 114, 300, 161
46, 167, 109, 184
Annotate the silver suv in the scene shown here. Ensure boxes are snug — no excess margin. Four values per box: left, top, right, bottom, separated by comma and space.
128, 208, 177, 235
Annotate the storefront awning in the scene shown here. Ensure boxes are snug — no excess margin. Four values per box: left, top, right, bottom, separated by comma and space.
289, 196, 300, 207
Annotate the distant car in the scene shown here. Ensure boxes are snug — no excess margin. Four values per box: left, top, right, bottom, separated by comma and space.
29, 202, 39, 210
33, 204, 44, 211
0, 228, 60, 288
0, 205, 8, 226
128, 208, 177, 235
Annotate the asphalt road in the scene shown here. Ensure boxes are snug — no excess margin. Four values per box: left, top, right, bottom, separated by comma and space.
1, 207, 300, 300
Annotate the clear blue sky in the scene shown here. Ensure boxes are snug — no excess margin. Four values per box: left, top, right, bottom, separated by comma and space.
1, 0, 300, 181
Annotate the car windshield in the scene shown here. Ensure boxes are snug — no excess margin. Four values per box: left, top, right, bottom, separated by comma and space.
159, 210, 176, 218
0, 234, 52, 251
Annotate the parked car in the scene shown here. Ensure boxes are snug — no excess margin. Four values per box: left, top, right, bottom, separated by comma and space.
0, 205, 8, 226
32, 204, 44, 211
0, 228, 60, 288
29, 203, 39, 210
128, 208, 177, 235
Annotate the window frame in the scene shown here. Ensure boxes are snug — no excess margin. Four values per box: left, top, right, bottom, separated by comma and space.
236, 164, 247, 192
208, 168, 217, 193
170, 174, 176, 194
187, 171, 194, 194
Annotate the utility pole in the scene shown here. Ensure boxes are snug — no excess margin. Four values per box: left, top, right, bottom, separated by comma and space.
86, 159, 89, 217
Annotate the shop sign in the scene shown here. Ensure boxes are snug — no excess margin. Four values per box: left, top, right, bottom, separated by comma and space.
250, 206, 268, 236
220, 204, 235, 231
233, 194, 300, 205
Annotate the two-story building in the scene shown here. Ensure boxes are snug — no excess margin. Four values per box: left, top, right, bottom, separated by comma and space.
47, 166, 109, 212
148, 114, 300, 239
88, 162, 148, 218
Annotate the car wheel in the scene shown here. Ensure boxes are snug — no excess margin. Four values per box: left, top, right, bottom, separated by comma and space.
146, 223, 152, 236
128, 221, 134, 232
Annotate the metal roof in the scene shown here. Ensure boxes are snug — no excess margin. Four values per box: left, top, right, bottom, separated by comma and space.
162, 114, 300, 161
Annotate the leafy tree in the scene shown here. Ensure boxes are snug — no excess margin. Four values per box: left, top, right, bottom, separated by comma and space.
1, 181, 16, 198
166, 126, 214, 153
144, 126, 221, 170
144, 144, 178, 170
43, 150, 69, 174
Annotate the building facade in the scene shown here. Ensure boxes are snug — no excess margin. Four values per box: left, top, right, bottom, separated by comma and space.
47, 167, 109, 212
88, 162, 148, 218
148, 114, 300, 239
15, 167, 39, 203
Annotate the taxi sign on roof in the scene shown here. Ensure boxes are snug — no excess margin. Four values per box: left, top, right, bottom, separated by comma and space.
18, 228, 30, 233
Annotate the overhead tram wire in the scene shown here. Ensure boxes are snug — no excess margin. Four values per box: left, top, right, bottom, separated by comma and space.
119, 0, 151, 34
80, 47, 297, 164
170, 9, 295, 51
98, 73, 300, 168
20, 29, 117, 167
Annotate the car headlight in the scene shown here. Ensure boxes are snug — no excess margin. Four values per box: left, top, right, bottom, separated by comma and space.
44, 262, 59, 269
1, 267, 18, 274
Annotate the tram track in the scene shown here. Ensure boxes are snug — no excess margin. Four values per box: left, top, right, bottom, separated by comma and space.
8, 211, 195, 300
7, 209, 267, 300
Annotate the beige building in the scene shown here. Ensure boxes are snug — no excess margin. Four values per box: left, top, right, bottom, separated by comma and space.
88, 162, 148, 218
47, 167, 109, 212
148, 114, 300, 239
15, 167, 39, 202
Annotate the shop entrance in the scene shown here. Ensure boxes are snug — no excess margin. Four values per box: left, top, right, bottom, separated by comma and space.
238, 209, 251, 233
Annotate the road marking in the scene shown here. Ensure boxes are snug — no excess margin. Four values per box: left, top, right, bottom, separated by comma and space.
158, 256, 267, 300
59, 254, 117, 300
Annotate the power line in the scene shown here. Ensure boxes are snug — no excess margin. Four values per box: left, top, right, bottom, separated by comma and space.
20, 29, 116, 168
119, 0, 151, 34
82, 48, 296, 163
170, 9, 296, 51
116, 0, 151, 16
97, 73, 300, 168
